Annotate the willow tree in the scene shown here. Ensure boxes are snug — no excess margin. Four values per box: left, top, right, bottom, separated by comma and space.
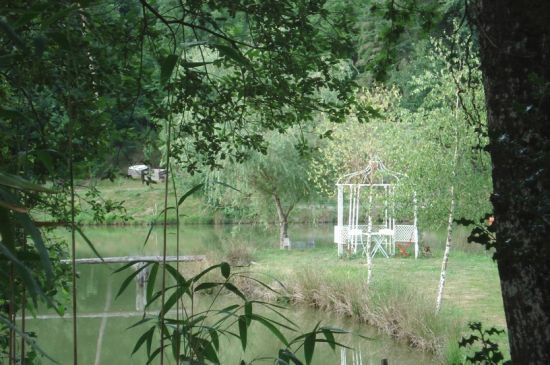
206, 130, 314, 248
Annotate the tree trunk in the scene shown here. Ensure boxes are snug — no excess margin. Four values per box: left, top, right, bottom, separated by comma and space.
436, 185, 455, 313
436, 96, 460, 313
476, 2, 550, 363
273, 194, 289, 249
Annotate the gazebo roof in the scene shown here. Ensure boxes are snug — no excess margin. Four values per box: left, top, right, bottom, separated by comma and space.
336, 156, 405, 186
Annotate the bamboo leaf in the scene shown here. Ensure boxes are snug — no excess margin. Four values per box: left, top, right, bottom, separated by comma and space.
0, 314, 57, 363
15, 211, 54, 282
146, 262, 159, 303
116, 263, 150, 298
220, 261, 230, 279
0, 206, 16, 249
194, 282, 220, 292
132, 326, 155, 355
146, 347, 162, 365
0, 171, 53, 193
127, 317, 153, 330
192, 263, 222, 283
73, 225, 103, 261
244, 301, 252, 326
0, 241, 42, 305
113, 260, 147, 274
321, 328, 336, 351
224, 282, 246, 301
304, 332, 315, 365
208, 328, 219, 351
177, 183, 204, 207
238, 315, 247, 350
250, 314, 289, 346
142, 224, 155, 247
171, 328, 181, 360
200, 338, 220, 364
161, 287, 187, 315
164, 264, 187, 286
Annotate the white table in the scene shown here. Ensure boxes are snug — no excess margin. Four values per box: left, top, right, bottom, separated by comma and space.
366, 229, 394, 258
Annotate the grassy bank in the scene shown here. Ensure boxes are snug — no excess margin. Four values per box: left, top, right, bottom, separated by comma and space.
73, 179, 335, 225
216, 240, 507, 363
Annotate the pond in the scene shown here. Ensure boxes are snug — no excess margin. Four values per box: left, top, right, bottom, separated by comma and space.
27, 224, 437, 365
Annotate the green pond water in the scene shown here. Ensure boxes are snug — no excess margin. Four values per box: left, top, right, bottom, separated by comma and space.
27, 224, 436, 365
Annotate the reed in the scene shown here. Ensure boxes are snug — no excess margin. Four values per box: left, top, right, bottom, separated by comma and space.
239, 267, 463, 362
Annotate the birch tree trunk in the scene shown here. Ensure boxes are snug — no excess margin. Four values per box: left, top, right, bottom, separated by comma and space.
435, 185, 455, 312
435, 96, 460, 313
476, 2, 550, 362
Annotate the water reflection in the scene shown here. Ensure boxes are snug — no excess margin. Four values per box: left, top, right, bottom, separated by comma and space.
29, 224, 436, 364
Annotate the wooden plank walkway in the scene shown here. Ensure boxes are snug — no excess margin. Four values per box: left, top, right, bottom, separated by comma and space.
61, 255, 206, 264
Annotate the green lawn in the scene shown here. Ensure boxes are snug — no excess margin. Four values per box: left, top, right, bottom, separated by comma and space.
244, 244, 508, 360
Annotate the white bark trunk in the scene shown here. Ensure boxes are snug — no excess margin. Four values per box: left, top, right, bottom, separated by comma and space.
435, 185, 455, 313
436, 100, 460, 313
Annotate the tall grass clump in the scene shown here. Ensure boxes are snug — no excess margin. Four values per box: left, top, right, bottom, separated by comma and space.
223, 241, 256, 266
242, 267, 462, 361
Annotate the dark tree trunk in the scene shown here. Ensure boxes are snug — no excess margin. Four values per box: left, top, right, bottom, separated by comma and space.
273, 194, 290, 249
476, 2, 550, 363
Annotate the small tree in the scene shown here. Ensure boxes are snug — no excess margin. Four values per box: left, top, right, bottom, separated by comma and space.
209, 129, 314, 248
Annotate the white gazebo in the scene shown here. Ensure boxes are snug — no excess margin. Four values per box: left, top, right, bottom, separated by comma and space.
334, 157, 419, 258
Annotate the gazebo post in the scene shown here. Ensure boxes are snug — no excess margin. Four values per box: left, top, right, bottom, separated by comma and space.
337, 185, 344, 256
354, 185, 361, 253
337, 185, 344, 227
355, 186, 361, 229
366, 185, 373, 285
413, 191, 419, 259
348, 185, 354, 251
384, 185, 388, 229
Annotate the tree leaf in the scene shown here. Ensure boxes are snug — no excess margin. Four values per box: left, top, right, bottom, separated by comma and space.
210, 43, 251, 68
181, 61, 213, 68
159, 54, 179, 85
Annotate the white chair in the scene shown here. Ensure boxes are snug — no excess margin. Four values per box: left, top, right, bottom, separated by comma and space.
348, 228, 364, 254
